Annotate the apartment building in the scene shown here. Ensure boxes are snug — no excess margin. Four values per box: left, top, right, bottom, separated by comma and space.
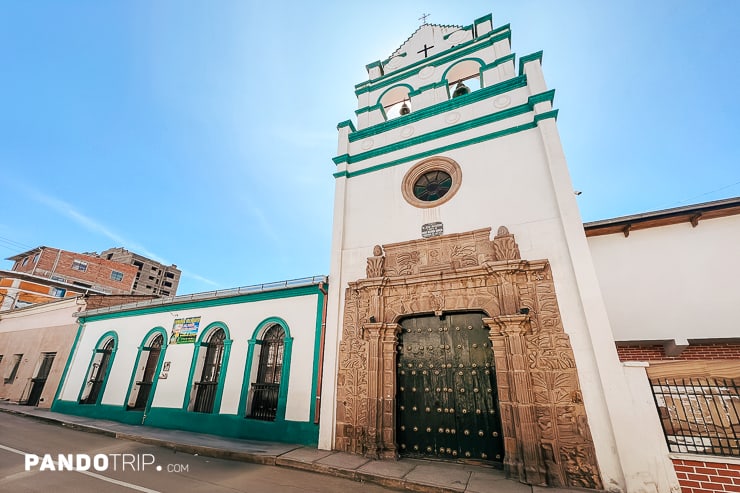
100, 247, 181, 297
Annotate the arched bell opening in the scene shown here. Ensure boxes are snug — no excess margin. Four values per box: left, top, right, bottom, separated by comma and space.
378, 84, 413, 119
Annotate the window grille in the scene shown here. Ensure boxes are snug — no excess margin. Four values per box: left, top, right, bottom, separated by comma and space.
650, 376, 739, 457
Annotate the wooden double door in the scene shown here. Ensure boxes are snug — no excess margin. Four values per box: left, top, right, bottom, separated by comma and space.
396, 312, 504, 464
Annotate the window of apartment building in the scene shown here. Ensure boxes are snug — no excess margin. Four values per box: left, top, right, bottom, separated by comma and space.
21, 257, 29, 267
72, 259, 88, 272
165, 272, 175, 279
163, 281, 173, 288
110, 270, 124, 282
51, 275, 66, 282
4, 354, 22, 384
33, 253, 40, 263
49, 287, 66, 298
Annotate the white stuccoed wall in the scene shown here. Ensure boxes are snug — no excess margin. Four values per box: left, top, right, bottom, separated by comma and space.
588, 214, 740, 342
58, 293, 320, 422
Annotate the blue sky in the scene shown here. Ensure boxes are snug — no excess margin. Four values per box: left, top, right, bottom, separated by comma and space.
1, 1, 738, 295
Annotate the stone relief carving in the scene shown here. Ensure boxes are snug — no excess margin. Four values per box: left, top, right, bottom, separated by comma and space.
366, 245, 385, 278
334, 227, 602, 489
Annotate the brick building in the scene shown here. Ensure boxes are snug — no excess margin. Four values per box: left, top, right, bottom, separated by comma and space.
2, 247, 139, 309
100, 247, 181, 297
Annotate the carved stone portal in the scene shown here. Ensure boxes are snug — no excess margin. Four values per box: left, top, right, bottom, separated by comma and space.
334, 227, 602, 489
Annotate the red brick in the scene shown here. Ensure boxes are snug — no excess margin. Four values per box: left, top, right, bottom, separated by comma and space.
681, 480, 703, 489
676, 465, 697, 473
715, 477, 736, 485
697, 468, 720, 475
689, 474, 711, 482
722, 484, 740, 492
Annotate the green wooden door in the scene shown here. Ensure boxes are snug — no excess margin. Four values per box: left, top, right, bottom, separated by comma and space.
396, 312, 504, 463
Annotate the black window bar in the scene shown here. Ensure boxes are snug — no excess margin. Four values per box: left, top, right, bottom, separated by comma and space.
192, 329, 225, 414
650, 376, 739, 457
249, 325, 285, 421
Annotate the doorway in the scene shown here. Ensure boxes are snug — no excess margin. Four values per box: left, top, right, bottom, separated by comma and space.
396, 312, 504, 463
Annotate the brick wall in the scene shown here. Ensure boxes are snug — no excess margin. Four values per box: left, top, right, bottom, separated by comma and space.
85, 294, 159, 311
672, 458, 740, 493
617, 344, 740, 361
15, 248, 138, 294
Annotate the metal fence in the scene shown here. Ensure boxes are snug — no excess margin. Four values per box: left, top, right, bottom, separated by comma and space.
193, 381, 218, 414
650, 376, 739, 457
250, 383, 279, 421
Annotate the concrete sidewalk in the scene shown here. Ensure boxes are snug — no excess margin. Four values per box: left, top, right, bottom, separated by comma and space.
0, 402, 589, 493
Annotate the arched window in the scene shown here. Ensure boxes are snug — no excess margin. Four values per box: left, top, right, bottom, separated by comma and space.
127, 333, 164, 411
80, 338, 115, 405
249, 325, 285, 421
192, 328, 225, 413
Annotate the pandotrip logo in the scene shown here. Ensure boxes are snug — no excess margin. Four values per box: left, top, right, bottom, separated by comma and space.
25, 453, 189, 473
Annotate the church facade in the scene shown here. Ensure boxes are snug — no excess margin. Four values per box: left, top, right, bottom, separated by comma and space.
318, 14, 738, 493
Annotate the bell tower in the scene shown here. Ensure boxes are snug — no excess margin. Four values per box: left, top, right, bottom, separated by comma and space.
320, 13, 640, 491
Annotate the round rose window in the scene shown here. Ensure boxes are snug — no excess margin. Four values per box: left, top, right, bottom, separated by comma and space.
402, 156, 462, 208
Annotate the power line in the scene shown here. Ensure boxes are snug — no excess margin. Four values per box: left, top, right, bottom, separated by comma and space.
660, 179, 740, 209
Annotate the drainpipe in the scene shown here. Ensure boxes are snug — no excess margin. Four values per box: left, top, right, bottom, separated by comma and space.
314, 280, 329, 424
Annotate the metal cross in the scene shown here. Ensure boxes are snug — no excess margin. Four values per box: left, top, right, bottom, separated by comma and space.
417, 44, 434, 58
419, 13, 430, 25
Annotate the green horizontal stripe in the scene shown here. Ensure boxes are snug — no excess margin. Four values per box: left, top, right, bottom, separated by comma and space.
349, 75, 527, 143
332, 109, 558, 180
354, 27, 511, 96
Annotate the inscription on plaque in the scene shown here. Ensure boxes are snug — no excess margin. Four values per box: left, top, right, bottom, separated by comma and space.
421, 222, 443, 238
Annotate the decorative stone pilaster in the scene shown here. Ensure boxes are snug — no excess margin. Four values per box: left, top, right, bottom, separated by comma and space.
361, 322, 400, 459
484, 315, 546, 486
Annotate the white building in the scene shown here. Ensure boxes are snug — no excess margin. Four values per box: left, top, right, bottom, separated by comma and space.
53, 277, 327, 445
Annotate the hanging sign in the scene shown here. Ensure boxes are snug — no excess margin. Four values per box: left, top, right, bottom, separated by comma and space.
170, 316, 201, 344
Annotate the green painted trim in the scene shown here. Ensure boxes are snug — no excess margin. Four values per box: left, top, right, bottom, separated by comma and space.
336, 120, 356, 133
148, 407, 318, 446
51, 400, 319, 445
529, 89, 555, 106
52, 401, 146, 425
182, 322, 231, 412
308, 285, 326, 423
375, 83, 414, 107
518, 51, 543, 76
348, 75, 527, 144
354, 28, 511, 96
124, 327, 168, 413
355, 103, 382, 116
51, 321, 85, 406
443, 24, 473, 40
474, 13, 493, 28
76, 331, 118, 405
333, 154, 349, 165
534, 109, 559, 122
238, 317, 294, 421
481, 53, 515, 71
341, 90, 552, 167
365, 60, 381, 71
80, 284, 323, 323
238, 338, 257, 416
440, 57, 485, 84
408, 81, 442, 98
333, 119, 541, 180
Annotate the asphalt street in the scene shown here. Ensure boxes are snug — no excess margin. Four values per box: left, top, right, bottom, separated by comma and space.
0, 412, 398, 493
